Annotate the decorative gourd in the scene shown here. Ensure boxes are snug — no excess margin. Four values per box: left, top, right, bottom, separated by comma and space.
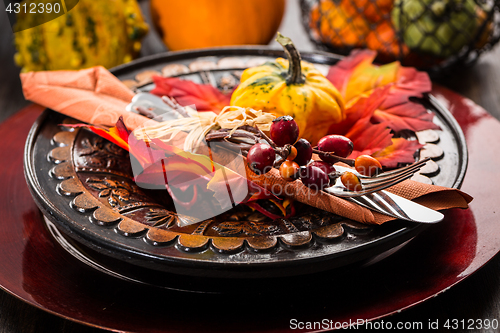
391, 0, 478, 57
309, 0, 370, 48
230, 33, 345, 145
14, 0, 148, 72
150, 0, 285, 51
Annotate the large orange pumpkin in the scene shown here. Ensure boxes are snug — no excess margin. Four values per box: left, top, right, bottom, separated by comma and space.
150, 0, 286, 51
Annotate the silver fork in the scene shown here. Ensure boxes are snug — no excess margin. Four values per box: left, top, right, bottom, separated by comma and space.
324, 157, 444, 223
324, 157, 431, 198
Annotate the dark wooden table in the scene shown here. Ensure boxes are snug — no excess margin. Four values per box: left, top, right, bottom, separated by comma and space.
1, 1, 500, 332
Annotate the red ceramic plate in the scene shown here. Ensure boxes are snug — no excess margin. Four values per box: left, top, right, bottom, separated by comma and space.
1, 79, 499, 331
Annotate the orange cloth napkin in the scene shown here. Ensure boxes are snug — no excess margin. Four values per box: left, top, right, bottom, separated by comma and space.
246, 166, 472, 225
20, 66, 149, 130
20, 66, 473, 225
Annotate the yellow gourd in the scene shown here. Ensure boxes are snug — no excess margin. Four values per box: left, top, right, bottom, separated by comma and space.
14, 0, 148, 72
230, 33, 345, 145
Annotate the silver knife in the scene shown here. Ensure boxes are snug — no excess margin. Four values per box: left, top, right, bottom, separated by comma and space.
347, 190, 444, 223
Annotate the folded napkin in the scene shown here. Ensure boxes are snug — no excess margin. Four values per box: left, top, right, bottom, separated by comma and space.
20, 66, 149, 130
246, 165, 472, 224
20, 66, 473, 225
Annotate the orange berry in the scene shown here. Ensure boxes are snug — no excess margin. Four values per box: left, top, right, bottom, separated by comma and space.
355, 155, 382, 176
341, 171, 363, 191
286, 146, 298, 161
279, 160, 300, 181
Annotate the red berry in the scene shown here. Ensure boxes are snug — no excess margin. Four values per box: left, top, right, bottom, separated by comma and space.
299, 165, 329, 191
355, 155, 382, 176
317, 135, 354, 163
270, 116, 299, 147
309, 160, 336, 175
309, 161, 339, 185
247, 143, 276, 175
293, 139, 313, 166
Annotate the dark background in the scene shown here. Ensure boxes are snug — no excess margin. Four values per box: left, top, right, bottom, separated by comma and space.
1, 0, 500, 332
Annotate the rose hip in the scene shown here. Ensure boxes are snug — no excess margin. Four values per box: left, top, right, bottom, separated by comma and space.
309, 160, 338, 185
270, 116, 299, 147
341, 171, 363, 191
309, 160, 336, 175
279, 160, 300, 181
299, 165, 329, 191
355, 155, 382, 176
286, 145, 298, 161
317, 135, 354, 163
293, 139, 313, 166
246, 143, 276, 175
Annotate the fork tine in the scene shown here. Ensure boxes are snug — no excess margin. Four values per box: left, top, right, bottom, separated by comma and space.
359, 157, 431, 179
359, 172, 415, 194
324, 157, 432, 198
333, 171, 416, 197
361, 161, 425, 187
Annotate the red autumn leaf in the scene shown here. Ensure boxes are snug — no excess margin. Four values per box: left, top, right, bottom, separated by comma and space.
68, 117, 276, 211
131, 136, 278, 205
64, 116, 130, 151
345, 117, 393, 155
371, 66, 439, 132
245, 198, 296, 220
328, 85, 391, 136
150, 76, 230, 113
372, 104, 440, 133
372, 138, 425, 168
327, 50, 436, 132
328, 86, 394, 158
379, 67, 431, 110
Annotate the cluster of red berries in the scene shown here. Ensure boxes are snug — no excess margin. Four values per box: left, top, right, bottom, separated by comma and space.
246, 116, 382, 191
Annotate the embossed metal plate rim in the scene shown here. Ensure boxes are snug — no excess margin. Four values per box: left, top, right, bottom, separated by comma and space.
48, 124, 373, 252
25, 110, 428, 278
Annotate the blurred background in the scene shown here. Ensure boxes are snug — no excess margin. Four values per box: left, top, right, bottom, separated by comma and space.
1, 0, 500, 124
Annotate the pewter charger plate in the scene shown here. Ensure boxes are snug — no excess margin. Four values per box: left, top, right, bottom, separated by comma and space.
23, 47, 467, 281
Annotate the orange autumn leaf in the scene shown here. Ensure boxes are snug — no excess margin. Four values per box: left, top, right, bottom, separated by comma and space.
326, 49, 378, 100
326, 50, 432, 108
328, 86, 394, 161
327, 49, 400, 103
326, 50, 434, 166
245, 198, 296, 220
150, 76, 230, 113
372, 138, 425, 168
328, 85, 391, 136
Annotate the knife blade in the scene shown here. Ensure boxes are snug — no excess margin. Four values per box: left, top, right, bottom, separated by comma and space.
348, 190, 445, 223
